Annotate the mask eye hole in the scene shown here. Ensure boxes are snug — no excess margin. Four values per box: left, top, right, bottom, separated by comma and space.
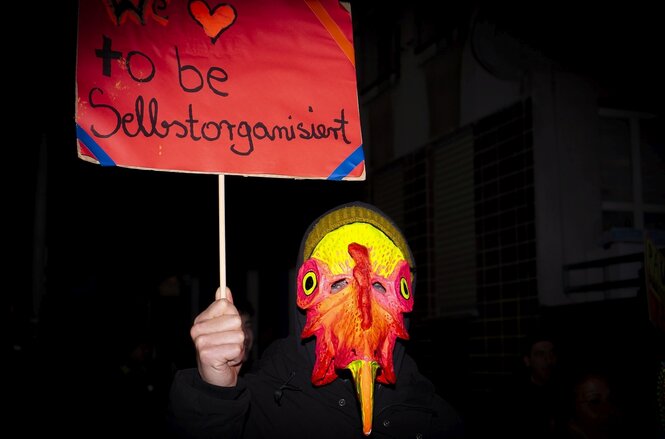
303, 271, 317, 296
330, 279, 349, 293
400, 277, 410, 300
372, 282, 386, 293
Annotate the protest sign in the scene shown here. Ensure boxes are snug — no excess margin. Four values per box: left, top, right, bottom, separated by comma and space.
76, 0, 364, 180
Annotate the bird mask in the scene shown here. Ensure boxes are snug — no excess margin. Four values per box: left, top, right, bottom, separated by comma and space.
296, 204, 414, 435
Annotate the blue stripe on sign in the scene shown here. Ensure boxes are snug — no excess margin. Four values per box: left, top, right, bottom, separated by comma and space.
327, 145, 364, 181
76, 124, 116, 166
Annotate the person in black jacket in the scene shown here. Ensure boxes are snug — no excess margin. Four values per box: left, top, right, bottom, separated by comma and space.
167, 202, 464, 438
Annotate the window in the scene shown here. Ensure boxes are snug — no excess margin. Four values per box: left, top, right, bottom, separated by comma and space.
599, 109, 665, 234
354, 6, 400, 94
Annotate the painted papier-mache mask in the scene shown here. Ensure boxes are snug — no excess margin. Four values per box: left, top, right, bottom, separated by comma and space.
297, 204, 414, 435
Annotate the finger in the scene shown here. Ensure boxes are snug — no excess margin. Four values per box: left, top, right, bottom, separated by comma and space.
195, 331, 245, 362
191, 314, 243, 339
194, 326, 244, 347
195, 297, 239, 324
215, 286, 233, 302
198, 341, 245, 368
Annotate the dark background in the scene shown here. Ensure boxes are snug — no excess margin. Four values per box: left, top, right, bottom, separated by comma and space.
10, 3, 370, 434
7, 1, 664, 436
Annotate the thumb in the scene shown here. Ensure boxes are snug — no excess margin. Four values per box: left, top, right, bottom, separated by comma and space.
215, 286, 233, 302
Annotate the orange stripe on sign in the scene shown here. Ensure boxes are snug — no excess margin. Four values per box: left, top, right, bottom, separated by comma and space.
304, 0, 355, 66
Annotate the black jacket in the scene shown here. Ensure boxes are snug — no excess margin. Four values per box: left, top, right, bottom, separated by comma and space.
168, 203, 464, 438
167, 333, 463, 438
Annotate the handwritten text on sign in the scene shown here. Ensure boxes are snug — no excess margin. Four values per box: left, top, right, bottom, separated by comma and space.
76, 0, 365, 180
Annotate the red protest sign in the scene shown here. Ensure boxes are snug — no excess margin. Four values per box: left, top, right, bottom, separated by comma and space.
75, 0, 365, 180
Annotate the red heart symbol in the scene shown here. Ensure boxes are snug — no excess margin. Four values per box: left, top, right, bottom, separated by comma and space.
188, 1, 237, 44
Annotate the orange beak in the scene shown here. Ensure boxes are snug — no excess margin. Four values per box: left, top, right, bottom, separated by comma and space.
347, 359, 379, 436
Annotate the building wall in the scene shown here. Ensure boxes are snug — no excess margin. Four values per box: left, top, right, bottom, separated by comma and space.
531, 68, 608, 305
354, 5, 661, 405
